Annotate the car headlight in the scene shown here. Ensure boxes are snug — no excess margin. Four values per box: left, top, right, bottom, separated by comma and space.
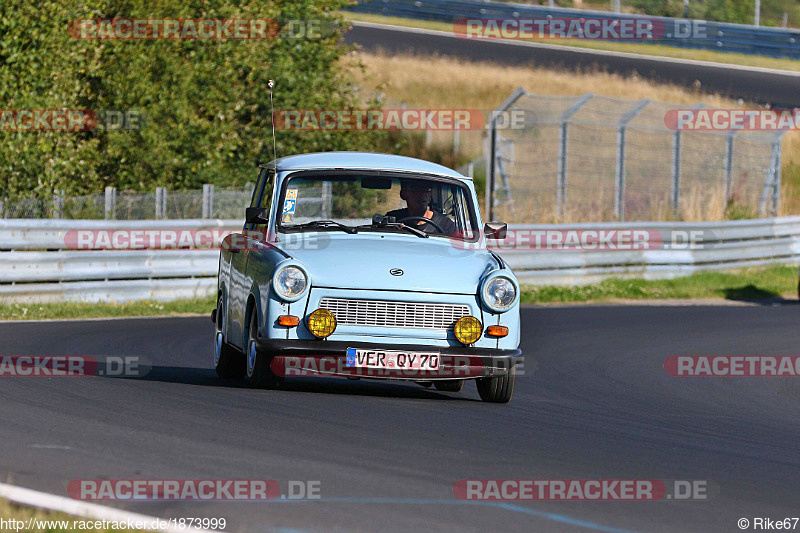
482, 276, 517, 312
273, 265, 307, 300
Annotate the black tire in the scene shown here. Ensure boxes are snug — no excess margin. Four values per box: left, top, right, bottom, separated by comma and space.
476, 365, 517, 403
214, 296, 245, 379
434, 379, 465, 392
245, 313, 283, 389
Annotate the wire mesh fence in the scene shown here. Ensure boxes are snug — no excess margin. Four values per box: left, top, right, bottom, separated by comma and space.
0, 185, 255, 220
486, 89, 787, 223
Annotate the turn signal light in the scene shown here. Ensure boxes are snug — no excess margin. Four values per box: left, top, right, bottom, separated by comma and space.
454, 316, 482, 345
278, 315, 300, 327
307, 309, 337, 338
486, 325, 509, 338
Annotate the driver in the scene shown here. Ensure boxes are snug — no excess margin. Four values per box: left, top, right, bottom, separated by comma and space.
385, 179, 456, 236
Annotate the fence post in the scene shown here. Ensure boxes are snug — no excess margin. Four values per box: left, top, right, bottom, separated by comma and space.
487, 117, 497, 222
321, 181, 332, 219
202, 184, 214, 219
557, 94, 594, 217
498, 138, 515, 208
53, 190, 64, 219
671, 129, 682, 215
486, 87, 527, 222
723, 130, 737, 209
156, 187, 167, 219
672, 103, 705, 216
104, 186, 116, 220
614, 99, 650, 221
0, 198, 5, 218
767, 133, 786, 216
467, 161, 474, 178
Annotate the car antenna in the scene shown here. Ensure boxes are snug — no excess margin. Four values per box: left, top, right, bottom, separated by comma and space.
268, 79, 278, 167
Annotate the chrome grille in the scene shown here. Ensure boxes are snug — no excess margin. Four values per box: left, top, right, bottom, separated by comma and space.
318, 297, 470, 330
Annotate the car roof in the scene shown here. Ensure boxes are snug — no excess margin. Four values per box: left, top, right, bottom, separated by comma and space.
264, 151, 468, 180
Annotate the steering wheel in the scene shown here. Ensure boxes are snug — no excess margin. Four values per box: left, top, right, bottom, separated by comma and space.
398, 216, 445, 234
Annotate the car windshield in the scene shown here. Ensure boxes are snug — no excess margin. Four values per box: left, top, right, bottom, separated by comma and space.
277, 174, 479, 239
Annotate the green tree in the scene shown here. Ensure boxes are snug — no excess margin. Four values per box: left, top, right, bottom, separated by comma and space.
0, 0, 390, 201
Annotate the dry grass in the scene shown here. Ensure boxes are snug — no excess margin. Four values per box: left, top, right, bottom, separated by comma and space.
349, 51, 748, 110
347, 50, 747, 158
346, 51, 800, 219
780, 131, 800, 215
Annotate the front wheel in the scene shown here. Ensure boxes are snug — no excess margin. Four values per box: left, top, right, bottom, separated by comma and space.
214, 297, 245, 379
246, 314, 283, 389
476, 365, 517, 403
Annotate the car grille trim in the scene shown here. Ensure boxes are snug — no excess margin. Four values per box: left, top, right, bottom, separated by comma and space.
318, 297, 470, 330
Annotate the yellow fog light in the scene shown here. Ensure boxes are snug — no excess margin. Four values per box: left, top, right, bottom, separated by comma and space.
308, 309, 336, 339
454, 316, 482, 345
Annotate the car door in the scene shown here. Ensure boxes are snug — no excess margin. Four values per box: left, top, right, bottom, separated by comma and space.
226, 168, 272, 349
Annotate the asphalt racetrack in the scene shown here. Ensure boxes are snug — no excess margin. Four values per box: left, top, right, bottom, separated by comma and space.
1, 305, 799, 532
345, 22, 800, 108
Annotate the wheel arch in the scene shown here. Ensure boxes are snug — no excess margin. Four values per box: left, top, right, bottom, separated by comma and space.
244, 293, 259, 347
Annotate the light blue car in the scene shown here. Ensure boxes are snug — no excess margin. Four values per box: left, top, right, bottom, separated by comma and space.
212, 152, 523, 403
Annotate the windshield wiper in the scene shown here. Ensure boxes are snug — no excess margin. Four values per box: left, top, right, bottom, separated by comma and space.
356, 215, 428, 238
284, 220, 357, 234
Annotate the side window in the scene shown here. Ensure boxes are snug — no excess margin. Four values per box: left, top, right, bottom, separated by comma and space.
255, 170, 274, 234
249, 170, 265, 208
453, 187, 476, 238
245, 169, 274, 232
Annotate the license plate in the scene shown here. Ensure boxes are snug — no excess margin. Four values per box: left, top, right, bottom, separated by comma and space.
346, 348, 440, 370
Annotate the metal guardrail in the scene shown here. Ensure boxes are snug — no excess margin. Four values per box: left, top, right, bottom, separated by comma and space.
502, 216, 800, 284
0, 218, 799, 303
347, 0, 800, 59
0, 218, 241, 250
0, 219, 240, 304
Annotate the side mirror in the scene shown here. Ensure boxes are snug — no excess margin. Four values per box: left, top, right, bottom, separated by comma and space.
484, 222, 507, 240
246, 207, 270, 225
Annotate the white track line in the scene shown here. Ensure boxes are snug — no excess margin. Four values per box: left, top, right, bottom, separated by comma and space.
0, 482, 222, 533
351, 20, 800, 77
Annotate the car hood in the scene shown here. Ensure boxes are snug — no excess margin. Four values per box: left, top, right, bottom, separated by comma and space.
277, 233, 499, 294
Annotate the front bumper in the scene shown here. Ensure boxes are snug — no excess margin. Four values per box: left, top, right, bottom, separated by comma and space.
256, 338, 523, 381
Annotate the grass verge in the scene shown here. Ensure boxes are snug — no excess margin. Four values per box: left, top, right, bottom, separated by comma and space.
0, 497, 144, 532
343, 12, 800, 72
0, 297, 215, 321
522, 264, 799, 303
